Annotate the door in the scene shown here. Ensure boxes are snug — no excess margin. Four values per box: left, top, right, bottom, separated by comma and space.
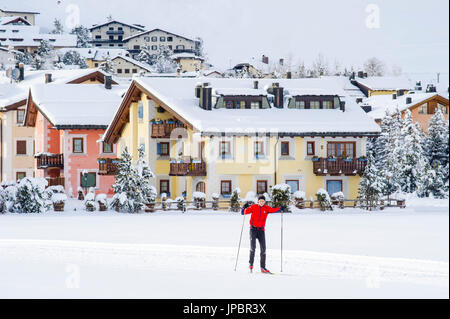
326, 180, 342, 196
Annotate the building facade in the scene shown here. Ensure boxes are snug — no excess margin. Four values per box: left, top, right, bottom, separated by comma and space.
89, 20, 146, 48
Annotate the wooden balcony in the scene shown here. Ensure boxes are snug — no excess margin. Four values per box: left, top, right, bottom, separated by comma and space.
98, 158, 120, 175
36, 154, 64, 169
170, 161, 206, 176
47, 177, 65, 187
151, 121, 186, 138
312, 158, 367, 176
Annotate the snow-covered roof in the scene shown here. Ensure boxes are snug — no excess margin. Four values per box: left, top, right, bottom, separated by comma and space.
0, 16, 31, 25
171, 52, 203, 60
362, 92, 446, 120
29, 83, 125, 127
0, 68, 121, 109
0, 25, 76, 47
89, 20, 146, 32
354, 76, 413, 91
57, 48, 130, 61
106, 77, 380, 137
0, 7, 40, 14
407, 72, 449, 98
213, 88, 268, 96
111, 55, 153, 72
122, 28, 195, 42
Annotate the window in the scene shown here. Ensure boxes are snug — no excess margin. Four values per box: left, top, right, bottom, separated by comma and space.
144, 36, 150, 42
151, 36, 158, 42
118, 27, 123, 31
16, 140, 27, 155
286, 180, 299, 193
327, 180, 343, 195
157, 142, 170, 156
196, 181, 205, 193
220, 141, 231, 158
254, 141, 264, 158
109, 35, 114, 40
103, 142, 113, 153
73, 138, 84, 153
307, 141, 315, 156
138, 102, 143, 120
132, 69, 138, 73
310, 101, 320, 109
294, 100, 305, 109
327, 142, 355, 158
256, 180, 268, 194
418, 104, 428, 114
16, 109, 25, 124
168, 45, 173, 50
80, 172, 96, 188
160, 36, 166, 41
167, 36, 173, 42
437, 103, 447, 114
133, 45, 140, 50
94, 63, 99, 67
239, 101, 246, 109
225, 100, 233, 109
281, 142, 289, 156
125, 69, 130, 74
95, 35, 101, 39
323, 101, 333, 109
151, 45, 157, 50
221, 180, 232, 195
109, 27, 114, 30
117, 69, 122, 73
176, 45, 185, 50
16, 172, 26, 180
160, 180, 170, 195
250, 101, 260, 109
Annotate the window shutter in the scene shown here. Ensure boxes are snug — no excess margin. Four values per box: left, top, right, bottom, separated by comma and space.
157, 143, 162, 155
16, 140, 27, 155
87, 173, 96, 187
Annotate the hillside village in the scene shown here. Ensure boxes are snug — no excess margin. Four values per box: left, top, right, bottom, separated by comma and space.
0, 6, 448, 214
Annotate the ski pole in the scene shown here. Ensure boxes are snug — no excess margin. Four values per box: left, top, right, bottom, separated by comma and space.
234, 212, 246, 271
281, 208, 283, 273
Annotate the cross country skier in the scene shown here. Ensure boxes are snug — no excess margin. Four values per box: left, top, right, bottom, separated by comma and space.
241, 195, 282, 274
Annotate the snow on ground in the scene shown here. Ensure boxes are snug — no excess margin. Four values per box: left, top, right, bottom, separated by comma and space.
0, 198, 448, 298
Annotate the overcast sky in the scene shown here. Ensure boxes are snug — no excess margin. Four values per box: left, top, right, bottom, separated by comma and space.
2, 0, 449, 74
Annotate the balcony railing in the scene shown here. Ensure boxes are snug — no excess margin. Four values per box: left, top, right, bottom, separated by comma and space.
170, 161, 206, 176
36, 154, 64, 169
151, 121, 186, 138
312, 157, 367, 176
98, 158, 120, 175
106, 30, 124, 35
46, 177, 65, 187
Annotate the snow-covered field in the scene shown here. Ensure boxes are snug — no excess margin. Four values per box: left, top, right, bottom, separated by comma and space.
0, 198, 448, 298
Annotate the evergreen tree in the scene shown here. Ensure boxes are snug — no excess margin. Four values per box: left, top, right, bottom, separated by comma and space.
271, 184, 291, 211
17, 51, 33, 65
61, 50, 88, 68
230, 188, 241, 212
32, 40, 56, 70
426, 108, 449, 179
15, 178, 49, 213
135, 45, 153, 67
99, 54, 115, 74
70, 25, 92, 48
153, 46, 177, 73
358, 149, 384, 209
51, 18, 64, 34
135, 145, 157, 204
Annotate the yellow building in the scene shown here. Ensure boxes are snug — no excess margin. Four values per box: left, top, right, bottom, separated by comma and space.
171, 53, 204, 73
352, 75, 412, 97
103, 78, 380, 201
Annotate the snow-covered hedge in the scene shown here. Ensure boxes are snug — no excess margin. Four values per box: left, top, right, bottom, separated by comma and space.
211, 193, 220, 200
293, 191, 306, 200
271, 184, 291, 211
96, 193, 107, 205
331, 191, 344, 200
193, 192, 206, 200
316, 188, 332, 211
14, 177, 50, 213
51, 193, 67, 204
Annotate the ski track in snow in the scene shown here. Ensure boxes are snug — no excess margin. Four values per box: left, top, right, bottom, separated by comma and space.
0, 239, 447, 287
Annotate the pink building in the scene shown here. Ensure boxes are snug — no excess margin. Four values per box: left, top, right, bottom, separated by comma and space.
24, 82, 124, 197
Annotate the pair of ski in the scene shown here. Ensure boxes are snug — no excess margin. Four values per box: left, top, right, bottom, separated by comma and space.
249, 269, 277, 275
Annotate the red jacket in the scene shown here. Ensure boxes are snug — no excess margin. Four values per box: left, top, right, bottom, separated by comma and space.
242, 204, 280, 229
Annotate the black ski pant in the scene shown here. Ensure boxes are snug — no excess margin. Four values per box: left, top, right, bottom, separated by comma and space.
249, 226, 266, 268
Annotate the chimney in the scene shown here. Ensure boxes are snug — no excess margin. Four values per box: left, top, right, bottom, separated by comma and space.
45, 73, 52, 83
262, 55, 269, 64
392, 93, 397, 100
279, 58, 284, 66
397, 90, 404, 97
18, 63, 24, 81
426, 84, 436, 93
363, 72, 368, 78
195, 83, 202, 98
286, 71, 292, 79
272, 84, 284, 108
350, 72, 355, 80
340, 101, 346, 112
177, 67, 181, 78
356, 97, 363, 104
199, 83, 212, 110
357, 71, 364, 78
253, 80, 259, 89
361, 104, 371, 113
406, 97, 412, 104
104, 75, 112, 89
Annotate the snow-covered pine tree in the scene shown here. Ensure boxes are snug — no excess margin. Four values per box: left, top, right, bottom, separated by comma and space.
17, 51, 33, 65
70, 25, 92, 48
358, 149, 384, 209
135, 45, 153, 66
135, 145, 157, 204
111, 147, 141, 213
99, 53, 115, 74
417, 161, 447, 198
397, 110, 428, 194
15, 177, 49, 213
230, 188, 241, 212
32, 40, 56, 70
61, 50, 88, 69
51, 18, 64, 34
426, 108, 449, 178
153, 46, 177, 73
271, 184, 291, 211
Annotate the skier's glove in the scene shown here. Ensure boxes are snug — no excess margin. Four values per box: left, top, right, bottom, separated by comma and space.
243, 202, 250, 209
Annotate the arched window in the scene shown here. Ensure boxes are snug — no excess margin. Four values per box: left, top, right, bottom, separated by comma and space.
196, 181, 205, 193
